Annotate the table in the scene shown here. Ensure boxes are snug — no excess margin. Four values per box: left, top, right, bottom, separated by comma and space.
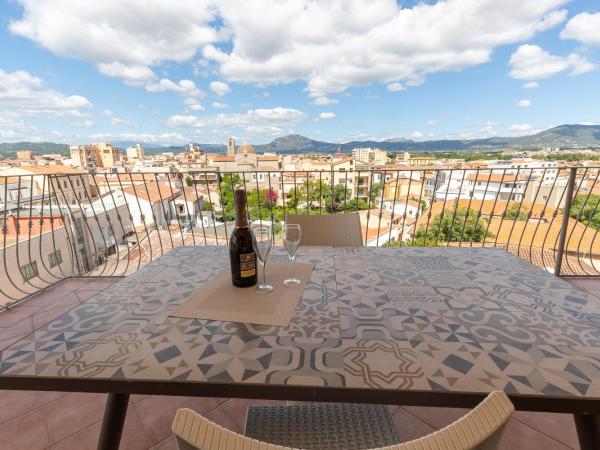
2, 246, 600, 449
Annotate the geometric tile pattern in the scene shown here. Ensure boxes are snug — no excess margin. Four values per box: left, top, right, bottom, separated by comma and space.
2, 246, 600, 411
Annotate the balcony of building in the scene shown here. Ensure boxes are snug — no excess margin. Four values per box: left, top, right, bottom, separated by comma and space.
2, 167, 600, 449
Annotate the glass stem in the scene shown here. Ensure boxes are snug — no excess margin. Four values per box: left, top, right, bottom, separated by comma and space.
262, 261, 267, 285
289, 254, 295, 278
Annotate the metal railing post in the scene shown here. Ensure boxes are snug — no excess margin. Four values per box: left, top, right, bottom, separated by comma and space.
554, 167, 577, 276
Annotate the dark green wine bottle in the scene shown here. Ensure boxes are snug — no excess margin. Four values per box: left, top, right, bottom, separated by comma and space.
229, 189, 257, 287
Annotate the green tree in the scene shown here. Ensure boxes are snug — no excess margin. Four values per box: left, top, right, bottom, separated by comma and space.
219, 174, 241, 221
415, 207, 493, 244
570, 194, 600, 230
322, 184, 352, 211
504, 203, 529, 221
184, 176, 193, 187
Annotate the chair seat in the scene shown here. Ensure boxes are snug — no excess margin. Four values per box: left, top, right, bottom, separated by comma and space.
244, 403, 400, 450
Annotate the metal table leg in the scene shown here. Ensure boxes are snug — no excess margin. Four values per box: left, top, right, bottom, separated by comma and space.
575, 414, 600, 450
97, 393, 130, 450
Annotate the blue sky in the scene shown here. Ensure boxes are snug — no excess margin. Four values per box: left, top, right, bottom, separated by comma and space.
0, 0, 599, 146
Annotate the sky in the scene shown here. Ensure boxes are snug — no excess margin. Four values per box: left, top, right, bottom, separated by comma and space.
0, 0, 599, 146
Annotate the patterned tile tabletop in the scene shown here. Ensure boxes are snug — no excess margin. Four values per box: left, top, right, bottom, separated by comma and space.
2, 246, 600, 409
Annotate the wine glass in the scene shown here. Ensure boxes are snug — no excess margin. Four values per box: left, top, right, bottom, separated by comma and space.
251, 224, 273, 293
282, 223, 301, 286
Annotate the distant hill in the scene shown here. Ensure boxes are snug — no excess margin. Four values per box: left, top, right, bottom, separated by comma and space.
1, 124, 599, 157
0, 142, 69, 157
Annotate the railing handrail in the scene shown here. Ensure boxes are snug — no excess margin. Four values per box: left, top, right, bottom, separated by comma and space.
3, 166, 600, 308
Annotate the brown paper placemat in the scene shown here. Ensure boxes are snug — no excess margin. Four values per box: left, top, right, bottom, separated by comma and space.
168, 262, 315, 327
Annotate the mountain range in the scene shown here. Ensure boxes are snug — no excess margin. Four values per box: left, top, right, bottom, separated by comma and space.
1, 124, 599, 157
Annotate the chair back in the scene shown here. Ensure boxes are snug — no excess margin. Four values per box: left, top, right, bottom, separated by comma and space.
285, 213, 362, 247
172, 391, 514, 450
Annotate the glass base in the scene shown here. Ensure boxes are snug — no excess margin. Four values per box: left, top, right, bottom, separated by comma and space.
283, 277, 301, 286
257, 283, 274, 293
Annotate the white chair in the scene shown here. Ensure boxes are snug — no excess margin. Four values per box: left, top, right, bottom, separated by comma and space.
285, 213, 363, 247
172, 391, 514, 450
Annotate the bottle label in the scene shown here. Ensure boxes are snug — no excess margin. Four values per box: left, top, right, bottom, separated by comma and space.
239, 252, 256, 278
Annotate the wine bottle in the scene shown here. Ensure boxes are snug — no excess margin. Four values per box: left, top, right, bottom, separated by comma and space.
229, 189, 257, 287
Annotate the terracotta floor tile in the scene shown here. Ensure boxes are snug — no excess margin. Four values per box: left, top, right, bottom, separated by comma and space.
402, 405, 470, 430
0, 390, 43, 424
393, 408, 436, 443
38, 292, 79, 310
565, 278, 600, 299
130, 394, 150, 404
513, 411, 578, 449
134, 396, 224, 444
48, 408, 151, 450
499, 418, 573, 450
0, 331, 31, 351
74, 289, 103, 303
45, 392, 107, 444
0, 406, 48, 450
31, 303, 77, 330
19, 288, 73, 309
42, 391, 70, 404
0, 316, 33, 341
204, 406, 242, 435
0, 306, 42, 328
150, 435, 178, 450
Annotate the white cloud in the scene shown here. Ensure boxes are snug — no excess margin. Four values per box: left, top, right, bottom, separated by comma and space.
184, 98, 205, 111
88, 132, 188, 145
561, 12, 600, 46
70, 120, 95, 128
205, 1, 570, 96
10, 0, 572, 96
319, 112, 336, 120
0, 69, 92, 116
481, 121, 497, 137
387, 82, 405, 92
509, 44, 595, 80
245, 125, 285, 136
10, 1, 217, 84
522, 81, 539, 89
510, 123, 533, 135
210, 81, 231, 96
579, 121, 598, 126
412, 131, 424, 139
166, 107, 306, 129
426, 119, 438, 126
312, 96, 338, 106
212, 101, 229, 109
97, 62, 155, 85
516, 99, 532, 108
110, 116, 137, 128
146, 78, 203, 97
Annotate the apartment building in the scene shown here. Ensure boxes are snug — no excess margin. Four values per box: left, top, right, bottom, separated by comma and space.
465, 173, 526, 202
0, 165, 91, 205
126, 144, 145, 162
352, 147, 387, 166
70, 143, 122, 170
488, 158, 560, 182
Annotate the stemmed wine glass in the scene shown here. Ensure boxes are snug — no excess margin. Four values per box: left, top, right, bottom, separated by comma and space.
251, 224, 273, 293
282, 223, 301, 286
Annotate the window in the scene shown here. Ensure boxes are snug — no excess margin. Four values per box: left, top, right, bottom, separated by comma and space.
48, 250, 62, 267
63, 180, 68, 188
20, 261, 38, 281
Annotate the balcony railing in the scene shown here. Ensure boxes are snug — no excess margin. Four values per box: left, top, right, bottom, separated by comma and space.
2, 166, 600, 308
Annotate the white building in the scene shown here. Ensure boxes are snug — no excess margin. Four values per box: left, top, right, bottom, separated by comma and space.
465, 173, 526, 202
126, 144, 145, 161
352, 148, 387, 166
111, 180, 180, 228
